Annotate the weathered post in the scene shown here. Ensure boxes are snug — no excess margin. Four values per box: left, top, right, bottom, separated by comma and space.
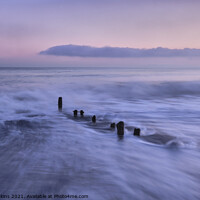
117, 121, 124, 135
80, 110, 84, 116
134, 128, 140, 136
73, 110, 78, 117
92, 115, 96, 123
110, 123, 115, 128
58, 97, 62, 110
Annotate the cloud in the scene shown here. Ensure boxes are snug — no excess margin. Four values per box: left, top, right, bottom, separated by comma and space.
39, 45, 200, 58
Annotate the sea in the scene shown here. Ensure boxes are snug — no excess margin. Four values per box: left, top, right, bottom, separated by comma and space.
0, 65, 200, 200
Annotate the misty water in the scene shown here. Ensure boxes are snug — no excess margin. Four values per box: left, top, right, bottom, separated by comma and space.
0, 66, 200, 200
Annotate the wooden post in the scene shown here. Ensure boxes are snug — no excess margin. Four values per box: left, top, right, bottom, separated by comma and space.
58, 97, 62, 110
92, 115, 96, 123
134, 128, 140, 136
73, 110, 78, 117
110, 123, 115, 128
80, 110, 84, 116
117, 121, 124, 135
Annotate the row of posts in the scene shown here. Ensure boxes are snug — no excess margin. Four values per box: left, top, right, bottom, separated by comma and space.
58, 97, 140, 136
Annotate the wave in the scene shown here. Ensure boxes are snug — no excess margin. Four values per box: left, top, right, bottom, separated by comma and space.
0, 80, 199, 149
78, 81, 200, 101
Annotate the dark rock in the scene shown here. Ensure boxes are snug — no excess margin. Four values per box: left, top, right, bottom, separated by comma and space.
141, 133, 175, 145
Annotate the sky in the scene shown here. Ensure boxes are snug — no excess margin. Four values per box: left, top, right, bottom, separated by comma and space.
1, 0, 200, 67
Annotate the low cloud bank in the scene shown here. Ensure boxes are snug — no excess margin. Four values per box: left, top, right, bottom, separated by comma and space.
39, 44, 200, 57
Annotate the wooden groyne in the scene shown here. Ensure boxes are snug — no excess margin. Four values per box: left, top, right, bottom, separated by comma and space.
57, 97, 178, 146
58, 97, 141, 138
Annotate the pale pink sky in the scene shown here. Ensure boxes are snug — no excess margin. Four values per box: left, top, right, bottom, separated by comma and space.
1, 0, 200, 67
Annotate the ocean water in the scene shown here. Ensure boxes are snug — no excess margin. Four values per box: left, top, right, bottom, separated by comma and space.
0, 66, 200, 200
